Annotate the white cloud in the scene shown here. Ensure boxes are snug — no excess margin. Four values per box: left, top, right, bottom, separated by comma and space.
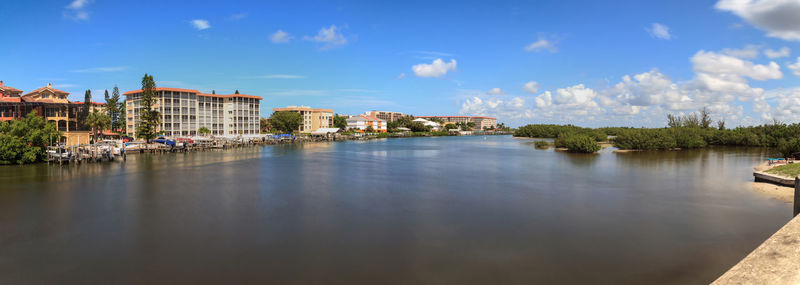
691, 50, 782, 80
304, 25, 348, 49
523, 81, 540, 94
191, 19, 211, 30
271, 30, 292, 43
412, 58, 457, 78
646, 23, 673, 40
715, 0, 800, 41
70, 66, 128, 73
765, 46, 791, 58
722, 45, 761, 58
789, 57, 800, 77
397, 73, 405, 79
63, 0, 90, 20
487, 88, 504, 95
460, 96, 534, 119
525, 36, 558, 53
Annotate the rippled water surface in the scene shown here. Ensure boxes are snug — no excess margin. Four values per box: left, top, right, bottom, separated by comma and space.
0, 136, 792, 284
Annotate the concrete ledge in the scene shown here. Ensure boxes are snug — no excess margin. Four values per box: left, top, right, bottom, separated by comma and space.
754, 171, 795, 187
713, 215, 800, 284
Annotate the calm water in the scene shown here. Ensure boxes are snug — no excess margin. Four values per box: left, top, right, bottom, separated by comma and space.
0, 136, 792, 284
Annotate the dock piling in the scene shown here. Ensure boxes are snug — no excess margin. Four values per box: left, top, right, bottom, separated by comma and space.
795, 177, 799, 217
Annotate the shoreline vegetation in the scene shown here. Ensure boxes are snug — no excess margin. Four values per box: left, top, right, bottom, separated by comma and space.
514, 108, 800, 157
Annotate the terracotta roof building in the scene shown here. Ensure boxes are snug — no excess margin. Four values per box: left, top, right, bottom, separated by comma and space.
346, 115, 387, 133
123, 87, 262, 137
0, 82, 91, 145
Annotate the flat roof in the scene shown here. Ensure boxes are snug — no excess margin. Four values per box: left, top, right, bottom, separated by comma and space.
273, 107, 333, 112
123, 87, 262, 100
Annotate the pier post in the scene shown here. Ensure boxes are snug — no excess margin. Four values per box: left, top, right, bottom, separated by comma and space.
795, 176, 799, 217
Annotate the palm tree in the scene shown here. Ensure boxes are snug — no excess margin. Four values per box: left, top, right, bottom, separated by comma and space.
198, 126, 211, 136
86, 110, 111, 143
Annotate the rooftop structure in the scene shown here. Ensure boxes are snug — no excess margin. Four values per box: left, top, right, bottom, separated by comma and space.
346, 115, 387, 132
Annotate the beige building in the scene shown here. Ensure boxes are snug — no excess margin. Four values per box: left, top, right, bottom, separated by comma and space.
124, 87, 261, 137
272, 106, 333, 133
363, 110, 406, 122
471, 116, 498, 130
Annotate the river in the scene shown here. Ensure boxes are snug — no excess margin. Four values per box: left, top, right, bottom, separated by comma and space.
0, 135, 792, 284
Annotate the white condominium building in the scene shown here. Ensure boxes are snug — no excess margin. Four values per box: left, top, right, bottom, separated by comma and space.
124, 87, 261, 137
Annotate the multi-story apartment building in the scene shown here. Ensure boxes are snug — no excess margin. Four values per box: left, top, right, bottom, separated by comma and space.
416, 116, 497, 129
123, 87, 261, 137
271, 106, 333, 133
416, 116, 472, 124
471, 116, 498, 130
363, 110, 406, 122
346, 115, 387, 132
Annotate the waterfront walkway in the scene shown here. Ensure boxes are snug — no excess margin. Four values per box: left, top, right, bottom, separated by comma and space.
713, 215, 800, 284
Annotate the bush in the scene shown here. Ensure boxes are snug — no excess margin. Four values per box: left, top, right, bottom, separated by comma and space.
534, 140, 549, 148
613, 128, 676, 150
0, 113, 61, 164
777, 137, 800, 157
514, 124, 607, 141
555, 133, 601, 153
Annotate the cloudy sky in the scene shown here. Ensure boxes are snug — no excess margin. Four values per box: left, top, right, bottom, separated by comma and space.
2, 0, 800, 127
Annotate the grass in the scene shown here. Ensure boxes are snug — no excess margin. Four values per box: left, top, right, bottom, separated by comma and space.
765, 163, 800, 178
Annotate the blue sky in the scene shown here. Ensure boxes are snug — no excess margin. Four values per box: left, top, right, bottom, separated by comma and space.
2, 0, 800, 127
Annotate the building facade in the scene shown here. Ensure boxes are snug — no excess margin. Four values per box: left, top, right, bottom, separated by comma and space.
0, 82, 90, 145
471, 116, 498, 130
363, 110, 406, 122
416, 116, 497, 129
272, 106, 333, 133
346, 115, 387, 132
123, 87, 261, 137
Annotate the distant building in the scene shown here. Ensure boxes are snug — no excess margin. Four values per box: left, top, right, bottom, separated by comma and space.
416, 116, 497, 129
471, 116, 498, 130
272, 106, 333, 133
412, 118, 443, 131
363, 110, 407, 122
346, 115, 387, 132
124, 87, 262, 137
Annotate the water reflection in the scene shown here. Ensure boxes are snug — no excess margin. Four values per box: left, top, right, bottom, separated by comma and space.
0, 136, 791, 284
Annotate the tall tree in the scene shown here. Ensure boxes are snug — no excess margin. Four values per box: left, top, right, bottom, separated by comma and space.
78, 90, 92, 130
235, 90, 240, 94
105, 85, 122, 131
119, 100, 127, 134
700, 107, 712, 129
269, 111, 301, 133
136, 74, 161, 141
211, 90, 215, 94
333, 115, 347, 129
